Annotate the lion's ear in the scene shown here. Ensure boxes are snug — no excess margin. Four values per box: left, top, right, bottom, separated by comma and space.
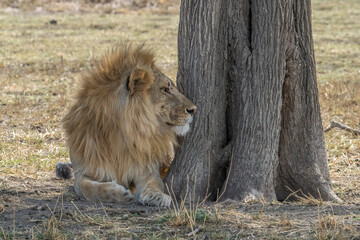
127, 69, 153, 95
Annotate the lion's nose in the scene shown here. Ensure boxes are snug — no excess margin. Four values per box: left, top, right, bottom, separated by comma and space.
186, 106, 197, 115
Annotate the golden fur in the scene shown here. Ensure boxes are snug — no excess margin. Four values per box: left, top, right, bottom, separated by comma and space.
61, 43, 196, 206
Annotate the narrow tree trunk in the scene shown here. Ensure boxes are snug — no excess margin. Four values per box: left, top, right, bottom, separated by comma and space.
165, 1, 229, 201
165, 0, 340, 202
275, 1, 339, 201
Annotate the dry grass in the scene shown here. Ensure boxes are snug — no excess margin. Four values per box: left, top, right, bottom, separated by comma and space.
0, 0, 181, 13
313, 0, 360, 204
0, 10, 179, 179
0, 0, 359, 239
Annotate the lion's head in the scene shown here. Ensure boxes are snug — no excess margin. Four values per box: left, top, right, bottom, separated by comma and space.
147, 70, 196, 136
63, 43, 196, 170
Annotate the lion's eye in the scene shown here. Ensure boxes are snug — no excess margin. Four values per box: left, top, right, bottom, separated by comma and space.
162, 87, 171, 94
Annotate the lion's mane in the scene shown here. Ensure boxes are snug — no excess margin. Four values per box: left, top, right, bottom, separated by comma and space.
62, 44, 176, 184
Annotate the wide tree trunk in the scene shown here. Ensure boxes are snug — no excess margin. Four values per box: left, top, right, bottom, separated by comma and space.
164, 0, 340, 202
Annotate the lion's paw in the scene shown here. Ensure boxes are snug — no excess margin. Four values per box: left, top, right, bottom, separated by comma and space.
140, 192, 171, 207
122, 189, 135, 202
115, 185, 134, 203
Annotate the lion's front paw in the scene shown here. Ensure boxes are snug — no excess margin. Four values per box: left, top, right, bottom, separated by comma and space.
140, 192, 171, 207
121, 189, 135, 203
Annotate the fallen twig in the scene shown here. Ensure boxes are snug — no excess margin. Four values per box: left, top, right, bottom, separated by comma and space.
187, 226, 202, 237
324, 121, 360, 136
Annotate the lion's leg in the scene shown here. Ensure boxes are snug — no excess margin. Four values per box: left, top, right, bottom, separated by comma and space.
134, 168, 171, 207
74, 174, 134, 203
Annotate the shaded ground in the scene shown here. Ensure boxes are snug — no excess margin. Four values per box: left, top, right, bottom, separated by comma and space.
1, 178, 360, 239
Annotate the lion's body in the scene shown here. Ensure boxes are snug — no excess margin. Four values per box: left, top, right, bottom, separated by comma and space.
59, 44, 196, 206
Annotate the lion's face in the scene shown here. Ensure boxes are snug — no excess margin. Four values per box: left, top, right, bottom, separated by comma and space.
149, 69, 196, 136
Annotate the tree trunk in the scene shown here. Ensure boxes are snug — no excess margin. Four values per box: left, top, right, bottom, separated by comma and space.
165, 0, 340, 202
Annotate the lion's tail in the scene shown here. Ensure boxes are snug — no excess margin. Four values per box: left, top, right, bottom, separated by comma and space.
56, 162, 73, 179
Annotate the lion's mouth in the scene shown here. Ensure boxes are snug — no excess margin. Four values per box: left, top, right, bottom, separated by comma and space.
165, 121, 190, 136
166, 116, 193, 127
166, 116, 193, 136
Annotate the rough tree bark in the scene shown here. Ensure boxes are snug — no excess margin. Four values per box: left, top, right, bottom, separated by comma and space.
164, 0, 340, 202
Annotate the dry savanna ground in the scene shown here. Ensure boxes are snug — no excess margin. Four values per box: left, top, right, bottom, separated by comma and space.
0, 0, 359, 239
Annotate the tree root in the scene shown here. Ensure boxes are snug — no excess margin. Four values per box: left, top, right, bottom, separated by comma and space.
324, 121, 360, 136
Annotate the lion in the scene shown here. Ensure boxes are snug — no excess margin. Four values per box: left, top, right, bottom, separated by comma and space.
56, 43, 196, 207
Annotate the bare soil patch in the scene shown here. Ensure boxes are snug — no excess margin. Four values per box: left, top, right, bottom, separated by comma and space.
1, 178, 360, 239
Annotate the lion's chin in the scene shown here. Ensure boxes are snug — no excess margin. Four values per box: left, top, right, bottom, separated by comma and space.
172, 124, 190, 136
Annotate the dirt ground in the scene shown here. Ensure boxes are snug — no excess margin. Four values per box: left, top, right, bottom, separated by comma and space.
1, 177, 360, 239
0, 0, 359, 239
